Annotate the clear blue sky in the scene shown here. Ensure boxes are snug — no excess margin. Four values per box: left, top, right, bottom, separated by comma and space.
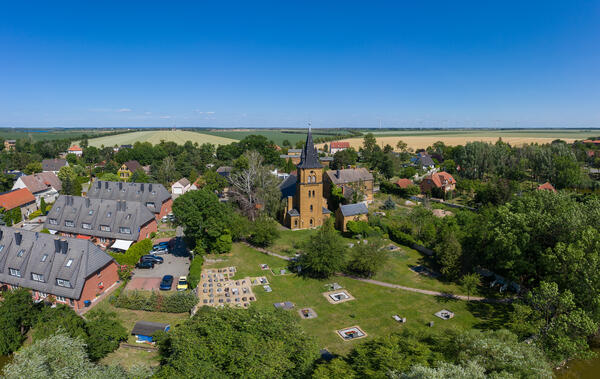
0, 1, 598, 128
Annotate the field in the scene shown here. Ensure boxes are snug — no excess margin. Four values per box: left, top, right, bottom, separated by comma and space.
317, 129, 597, 151
204, 243, 508, 355
202, 129, 351, 146
0, 128, 116, 142
86, 130, 238, 147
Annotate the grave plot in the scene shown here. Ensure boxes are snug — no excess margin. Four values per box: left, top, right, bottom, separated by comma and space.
434, 309, 455, 320
260, 264, 270, 270
198, 267, 256, 308
298, 307, 317, 319
270, 267, 290, 276
252, 276, 270, 285
273, 301, 294, 310
337, 326, 367, 341
323, 289, 355, 304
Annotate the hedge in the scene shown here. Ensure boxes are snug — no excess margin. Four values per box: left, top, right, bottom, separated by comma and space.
110, 239, 152, 266
112, 290, 197, 313
188, 255, 204, 289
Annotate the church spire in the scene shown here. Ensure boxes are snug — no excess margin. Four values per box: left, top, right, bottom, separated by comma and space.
297, 123, 322, 169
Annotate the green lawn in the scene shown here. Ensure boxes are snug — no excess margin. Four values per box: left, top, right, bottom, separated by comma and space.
270, 227, 356, 257
204, 243, 509, 354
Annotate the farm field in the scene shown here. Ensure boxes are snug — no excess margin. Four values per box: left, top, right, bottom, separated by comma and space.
204, 243, 508, 355
0, 128, 117, 141
367, 128, 597, 138
86, 130, 238, 147
202, 129, 351, 146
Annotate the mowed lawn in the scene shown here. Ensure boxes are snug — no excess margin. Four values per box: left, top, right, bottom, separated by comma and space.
86, 130, 238, 147
204, 243, 509, 355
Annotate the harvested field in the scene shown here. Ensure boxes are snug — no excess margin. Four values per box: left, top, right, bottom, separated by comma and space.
86, 130, 237, 147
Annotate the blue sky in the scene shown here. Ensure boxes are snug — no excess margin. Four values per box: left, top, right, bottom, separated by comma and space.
0, 1, 598, 128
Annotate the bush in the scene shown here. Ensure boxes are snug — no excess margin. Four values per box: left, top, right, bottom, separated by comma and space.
150, 231, 157, 239
188, 256, 204, 289
110, 239, 152, 266
113, 290, 197, 313
28, 210, 42, 220
389, 228, 416, 246
248, 216, 280, 247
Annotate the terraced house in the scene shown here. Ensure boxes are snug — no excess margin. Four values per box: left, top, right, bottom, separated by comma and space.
44, 195, 157, 251
87, 181, 172, 220
0, 227, 118, 310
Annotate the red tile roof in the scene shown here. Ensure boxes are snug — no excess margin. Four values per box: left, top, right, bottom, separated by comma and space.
395, 178, 414, 189
330, 141, 350, 149
20, 172, 62, 193
537, 182, 556, 192
0, 188, 35, 210
68, 145, 82, 151
426, 171, 456, 188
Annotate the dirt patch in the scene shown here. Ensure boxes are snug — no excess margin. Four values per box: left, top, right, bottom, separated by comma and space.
126, 277, 162, 291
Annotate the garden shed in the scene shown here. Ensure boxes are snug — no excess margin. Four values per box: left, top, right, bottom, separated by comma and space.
131, 321, 170, 343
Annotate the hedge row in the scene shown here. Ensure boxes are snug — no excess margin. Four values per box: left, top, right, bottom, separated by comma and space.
187, 255, 204, 289
112, 290, 197, 313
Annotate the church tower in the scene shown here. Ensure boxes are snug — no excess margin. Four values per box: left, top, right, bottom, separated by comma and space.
282, 126, 331, 229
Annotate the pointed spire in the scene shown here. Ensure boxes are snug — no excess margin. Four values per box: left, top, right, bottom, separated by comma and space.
297, 123, 322, 169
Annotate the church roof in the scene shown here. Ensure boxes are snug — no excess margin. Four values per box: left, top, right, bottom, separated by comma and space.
297, 127, 322, 169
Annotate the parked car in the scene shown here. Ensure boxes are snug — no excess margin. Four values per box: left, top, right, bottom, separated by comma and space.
176, 276, 188, 291
140, 254, 164, 264
159, 275, 174, 291
152, 247, 169, 255
136, 261, 154, 269
161, 216, 168, 223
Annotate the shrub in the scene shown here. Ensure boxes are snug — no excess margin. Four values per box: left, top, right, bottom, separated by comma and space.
28, 210, 43, 220
110, 239, 152, 266
188, 256, 204, 289
389, 229, 416, 246
113, 290, 196, 313
248, 216, 280, 247
150, 231, 157, 239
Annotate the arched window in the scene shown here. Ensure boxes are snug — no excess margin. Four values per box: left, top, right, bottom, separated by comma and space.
312, 175, 317, 183
310, 205, 313, 211
312, 190, 315, 197
294, 219, 298, 227
308, 190, 311, 198
310, 219, 314, 226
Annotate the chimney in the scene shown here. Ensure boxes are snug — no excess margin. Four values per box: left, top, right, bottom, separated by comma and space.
149, 184, 152, 192
60, 239, 68, 254
85, 197, 90, 207
140, 183, 144, 192
14, 232, 22, 246
119, 182, 122, 190
105, 181, 108, 189
54, 238, 61, 253
336, 169, 340, 178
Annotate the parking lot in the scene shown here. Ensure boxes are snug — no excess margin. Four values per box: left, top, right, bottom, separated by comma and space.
127, 254, 191, 291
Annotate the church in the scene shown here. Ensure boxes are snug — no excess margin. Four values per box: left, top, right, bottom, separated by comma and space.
281, 128, 331, 229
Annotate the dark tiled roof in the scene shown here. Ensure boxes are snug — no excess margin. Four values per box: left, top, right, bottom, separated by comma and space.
0, 226, 114, 299
42, 159, 68, 172
45, 195, 155, 241
279, 174, 297, 199
174, 178, 190, 187
131, 321, 170, 336
88, 181, 170, 213
297, 128, 322, 169
123, 160, 141, 172
322, 207, 331, 214
339, 203, 368, 217
326, 168, 373, 184
412, 152, 435, 167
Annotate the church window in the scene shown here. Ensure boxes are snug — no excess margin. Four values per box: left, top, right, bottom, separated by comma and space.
310, 205, 313, 211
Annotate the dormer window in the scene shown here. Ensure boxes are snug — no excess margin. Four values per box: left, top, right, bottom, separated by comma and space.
16, 249, 25, 257
146, 202, 155, 208
88, 210, 94, 215
9, 268, 21, 277
41, 254, 48, 262
65, 220, 74, 227
66, 259, 73, 267
32, 273, 44, 282
49, 218, 58, 225
56, 278, 71, 288
152, 191, 156, 195
82, 223, 91, 230
100, 225, 111, 232
119, 227, 131, 234
0, 245, 5, 253
125, 214, 131, 220
107, 212, 112, 218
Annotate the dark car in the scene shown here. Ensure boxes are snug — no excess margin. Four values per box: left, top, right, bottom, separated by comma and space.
140, 254, 164, 264
136, 261, 154, 269
159, 275, 174, 291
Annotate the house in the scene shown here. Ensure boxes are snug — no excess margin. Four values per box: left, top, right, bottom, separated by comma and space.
281, 128, 331, 230
395, 178, 414, 189
12, 172, 62, 207
323, 168, 374, 205
42, 159, 69, 173
0, 188, 37, 221
171, 178, 191, 198
319, 156, 333, 167
0, 226, 118, 310
420, 171, 456, 194
330, 141, 350, 154
44, 195, 157, 249
411, 152, 435, 170
336, 203, 369, 232
4, 140, 16, 151
537, 182, 557, 193
279, 149, 303, 165
118, 160, 142, 180
87, 181, 172, 220
216, 166, 233, 179
131, 321, 170, 344
67, 145, 83, 157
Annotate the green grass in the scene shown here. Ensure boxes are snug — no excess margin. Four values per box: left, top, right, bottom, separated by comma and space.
201, 129, 351, 146
101, 346, 160, 369
269, 227, 356, 257
86, 130, 238, 147
204, 243, 509, 354
0, 128, 115, 141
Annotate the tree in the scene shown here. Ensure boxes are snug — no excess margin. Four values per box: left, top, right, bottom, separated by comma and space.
57, 166, 82, 195
99, 172, 121, 182
24, 161, 42, 174
65, 153, 78, 166
345, 238, 388, 278
434, 229, 463, 280
248, 216, 280, 247
396, 140, 408, 152
32, 304, 87, 343
392, 362, 486, 379
331, 148, 359, 170
84, 309, 128, 361
0, 288, 37, 355
157, 156, 178, 185
156, 307, 318, 378
282, 139, 291, 147
130, 168, 150, 183
329, 184, 345, 211
40, 197, 47, 214
298, 218, 347, 278
460, 273, 480, 301
201, 169, 228, 193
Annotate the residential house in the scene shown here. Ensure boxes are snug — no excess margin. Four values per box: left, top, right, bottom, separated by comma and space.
42, 158, 69, 173
420, 171, 456, 194
395, 178, 414, 189
171, 178, 191, 198
279, 149, 303, 165
411, 152, 435, 170
4, 140, 16, 151
12, 172, 62, 207
323, 168, 374, 205
281, 128, 331, 230
67, 145, 83, 157
329, 141, 350, 154
319, 156, 333, 167
537, 182, 557, 192
0, 226, 118, 310
118, 160, 142, 180
87, 181, 172, 220
44, 195, 157, 249
335, 203, 369, 232
0, 188, 37, 221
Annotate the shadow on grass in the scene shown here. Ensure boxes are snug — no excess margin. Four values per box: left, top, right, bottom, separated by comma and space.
466, 301, 513, 330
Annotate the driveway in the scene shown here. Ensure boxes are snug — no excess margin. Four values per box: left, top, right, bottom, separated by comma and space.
131, 254, 190, 281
